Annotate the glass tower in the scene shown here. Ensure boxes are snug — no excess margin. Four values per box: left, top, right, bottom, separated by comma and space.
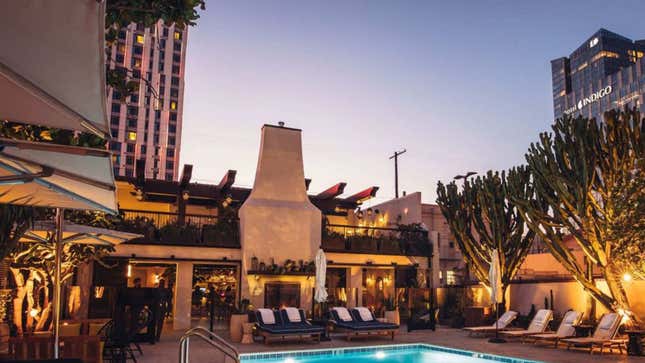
551, 28, 645, 121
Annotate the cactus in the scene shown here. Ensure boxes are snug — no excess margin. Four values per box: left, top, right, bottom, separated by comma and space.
514, 108, 643, 321
436, 166, 541, 306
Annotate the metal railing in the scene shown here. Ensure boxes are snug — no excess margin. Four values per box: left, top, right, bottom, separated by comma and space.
117, 209, 240, 247
322, 224, 431, 256
179, 327, 239, 363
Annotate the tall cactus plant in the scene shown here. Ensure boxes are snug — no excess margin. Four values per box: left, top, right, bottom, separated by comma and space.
515, 109, 644, 319
436, 166, 540, 304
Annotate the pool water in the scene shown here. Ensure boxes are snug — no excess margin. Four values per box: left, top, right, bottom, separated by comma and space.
240, 344, 543, 363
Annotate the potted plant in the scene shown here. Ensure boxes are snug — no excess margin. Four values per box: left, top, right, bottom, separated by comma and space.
229, 298, 250, 342
384, 297, 400, 325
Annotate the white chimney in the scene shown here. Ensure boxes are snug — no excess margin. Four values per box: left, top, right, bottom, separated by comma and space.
238, 124, 322, 304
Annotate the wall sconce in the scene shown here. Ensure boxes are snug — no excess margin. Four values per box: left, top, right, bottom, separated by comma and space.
154, 274, 160, 284
383, 274, 392, 285
403, 208, 408, 215
135, 188, 144, 201
366, 275, 374, 286
366, 208, 373, 216
94, 286, 105, 299
127, 264, 132, 278
182, 190, 190, 200
222, 196, 233, 208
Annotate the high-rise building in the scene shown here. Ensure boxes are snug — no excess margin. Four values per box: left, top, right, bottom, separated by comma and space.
551, 28, 645, 121
106, 22, 187, 181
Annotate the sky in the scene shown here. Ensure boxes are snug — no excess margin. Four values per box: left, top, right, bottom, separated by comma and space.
180, 0, 645, 205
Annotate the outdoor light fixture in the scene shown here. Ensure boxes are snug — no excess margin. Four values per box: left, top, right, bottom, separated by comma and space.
29, 308, 39, 318
623, 273, 632, 282
182, 190, 190, 200
135, 188, 144, 201
127, 263, 132, 277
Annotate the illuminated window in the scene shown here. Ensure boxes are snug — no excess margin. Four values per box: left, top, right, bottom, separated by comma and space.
577, 62, 588, 72
174, 31, 181, 40
591, 51, 620, 63
170, 101, 177, 110
136, 34, 145, 44
127, 131, 137, 141
446, 270, 457, 285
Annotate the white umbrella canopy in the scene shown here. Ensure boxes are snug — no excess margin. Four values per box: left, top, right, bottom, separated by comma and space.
314, 248, 328, 303
0, 138, 118, 214
489, 249, 503, 304
0, 0, 109, 137
21, 221, 142, 246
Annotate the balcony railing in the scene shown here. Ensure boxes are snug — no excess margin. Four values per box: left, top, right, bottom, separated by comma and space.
117, 209, 240, 248
322, 224, 431, 256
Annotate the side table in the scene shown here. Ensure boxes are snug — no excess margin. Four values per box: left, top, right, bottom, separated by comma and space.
241, 323, 255, 344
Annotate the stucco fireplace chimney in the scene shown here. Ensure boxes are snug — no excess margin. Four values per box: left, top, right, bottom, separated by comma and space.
239, 124, 322, 305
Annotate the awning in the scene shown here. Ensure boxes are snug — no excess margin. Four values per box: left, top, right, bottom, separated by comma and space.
21, 221, 142, 247
0, 0, 109, 137
0, 138, 117, 214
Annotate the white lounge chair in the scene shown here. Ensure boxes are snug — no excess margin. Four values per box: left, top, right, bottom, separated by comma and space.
560, 313, 624, 355
463, 310, 518, 337
524, 310, 582, 346
500, 309, 553, 339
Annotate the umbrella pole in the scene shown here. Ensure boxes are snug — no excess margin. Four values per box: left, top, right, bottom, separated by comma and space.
53, 208, 64, 358
488, 302, 506, 343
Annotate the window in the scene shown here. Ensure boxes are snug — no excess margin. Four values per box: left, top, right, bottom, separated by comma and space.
168, 136, 175, 146
130, 94, 139, 104
166, 161, 174, 170
126, 156, 134, 165
127, 131, 137, 141
127, 119, 137, 128
154, 121, 160, 131
162, 28, 169, 37
115, 54, 124, 64
111, 104, 121, 113
170, 101, 177, 110
136, 34, 145, 44
109, 141, 121, 151
172, 54, 181, 63
112, 155, 121, 165
169, 112, 177, 121
125, 169, 133, 177
174, 31, 181, 40
133, 46, 143, 55
171, 77, 180, 86
118, 30, 126, 40
170, 88, 179, 98
169, 124, 176, 133
167, 148, 175, 158
140, 145, 147, 154
110, 116, 120, 125
173, 42, 181, 52
111, 128, 119, 138
127, 107, 138, 116
132, 58, 142, 69
112, 91, 122, 100
165, 173, 173, 181
445, 271, 457, 286
172, 65, 180, 74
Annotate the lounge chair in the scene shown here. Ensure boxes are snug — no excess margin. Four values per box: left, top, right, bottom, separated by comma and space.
254, 308, 324, 345
561, 313, 625, 355
499, 309, 553, 339
329, 307, 399, 341
523, 310, 583, 346
463, 310, 518, 337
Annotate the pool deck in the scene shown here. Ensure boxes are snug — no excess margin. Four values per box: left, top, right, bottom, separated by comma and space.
138, 322, 645, 363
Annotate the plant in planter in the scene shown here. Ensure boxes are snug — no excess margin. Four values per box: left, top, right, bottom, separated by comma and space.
384, 297, 400, 325
229, 298, 251, 342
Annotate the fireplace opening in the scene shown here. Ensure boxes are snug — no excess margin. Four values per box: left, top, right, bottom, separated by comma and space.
264, 283, 300, 308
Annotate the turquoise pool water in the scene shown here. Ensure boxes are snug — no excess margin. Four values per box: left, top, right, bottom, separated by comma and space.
240, 344, 543, 363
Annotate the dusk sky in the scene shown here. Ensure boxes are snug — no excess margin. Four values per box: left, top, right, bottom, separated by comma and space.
180, 0, 645, 205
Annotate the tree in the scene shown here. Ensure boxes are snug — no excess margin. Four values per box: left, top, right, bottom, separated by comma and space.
436, 167, 541, 305
10, 235, 114, 333
610, 167, 645, 279
515, 109, 644, 320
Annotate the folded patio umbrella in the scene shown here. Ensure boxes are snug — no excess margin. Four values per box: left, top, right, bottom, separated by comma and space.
0, 138, 117, 214
0, 0, 109, 137
314, 248, 328, 303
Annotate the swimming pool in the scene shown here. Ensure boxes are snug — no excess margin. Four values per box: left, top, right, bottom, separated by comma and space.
240, 344, 543, 363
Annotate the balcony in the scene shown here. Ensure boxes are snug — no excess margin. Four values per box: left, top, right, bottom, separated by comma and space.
322, 224, 431, 256
116, 209, 240, 248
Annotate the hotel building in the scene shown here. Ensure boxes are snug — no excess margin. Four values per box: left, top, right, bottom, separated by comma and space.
106, 22, 188, 181
551, 28, 645, 121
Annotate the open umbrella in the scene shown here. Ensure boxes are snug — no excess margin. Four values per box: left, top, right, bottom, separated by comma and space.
0, 1, 112, 357
314, 248, 328, 303
488, 249, 505, 343
21, 221, 142, 247
0, 0, 109, 137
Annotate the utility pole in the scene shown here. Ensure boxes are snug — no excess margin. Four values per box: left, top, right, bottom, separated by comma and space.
389, 149, 406, 198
